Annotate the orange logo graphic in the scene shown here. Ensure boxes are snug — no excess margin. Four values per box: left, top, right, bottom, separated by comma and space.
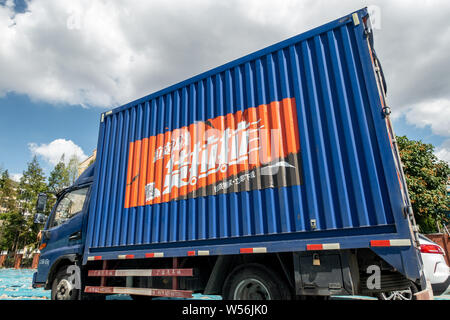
125, 97, 301, 208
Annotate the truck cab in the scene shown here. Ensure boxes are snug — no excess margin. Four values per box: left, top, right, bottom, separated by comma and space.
32, 163, 95, 293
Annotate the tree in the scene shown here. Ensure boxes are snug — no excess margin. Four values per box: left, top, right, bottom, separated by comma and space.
18, 156, 47, 215
0, 169, 17, 212
46, 155, 70, 215
16, 156, 48, 248
397, 136, 450, 233
67, 154, 80, 185
48, 155, 70, 193
0, 211, 26, 252
0, 169, 23, 252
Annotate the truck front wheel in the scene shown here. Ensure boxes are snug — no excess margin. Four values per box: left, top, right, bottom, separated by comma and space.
222, 264, 291, 300
51, 266, 80, 300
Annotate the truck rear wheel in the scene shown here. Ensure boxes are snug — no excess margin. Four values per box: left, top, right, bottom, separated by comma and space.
51, 266, 79, 300
376, 281, 418, 300
223, 264, 291, 300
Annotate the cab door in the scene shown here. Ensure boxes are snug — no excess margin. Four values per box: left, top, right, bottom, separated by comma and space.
35, 186, 90, 284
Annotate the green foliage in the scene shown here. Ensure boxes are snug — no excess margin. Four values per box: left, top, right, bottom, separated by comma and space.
397, 136, 450, 233
0, 169, 20, 251
48, 155, 70, 194
0, 170, 17, 212
47, 155, 71, 215
0, 211, 26, 251
0, 156, 79, 251
12, 156, 48, 250
17, 156, 47, 215
0, 169, 24, 251
67, 155, 80, 185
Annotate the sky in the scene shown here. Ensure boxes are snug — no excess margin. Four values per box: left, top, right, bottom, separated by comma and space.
0, 0, 449, 182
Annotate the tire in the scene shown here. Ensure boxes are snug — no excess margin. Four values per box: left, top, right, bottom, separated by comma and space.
223, 264, 291, 300
376, 282, 418, 300
51, 266, 80, 300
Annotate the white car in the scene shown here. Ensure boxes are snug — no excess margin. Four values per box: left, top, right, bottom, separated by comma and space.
418, 234, 450, 296
378, 234, 450, 300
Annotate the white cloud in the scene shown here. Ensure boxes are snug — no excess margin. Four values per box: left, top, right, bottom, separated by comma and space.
393, 98, 450, 164
400, 98, 450, 137
435, 139, 450, 164
435, 148, 450, 164
10, 173, 23, 182
0, 0, 449, 141
0, 0, 447, 109
28, 139, 88, 166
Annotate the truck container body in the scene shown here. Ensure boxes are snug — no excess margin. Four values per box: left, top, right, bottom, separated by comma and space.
82, 8, 420, 278
33, 8, 427, 299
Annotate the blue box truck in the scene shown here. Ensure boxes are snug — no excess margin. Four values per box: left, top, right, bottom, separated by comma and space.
32, 8, 428, 300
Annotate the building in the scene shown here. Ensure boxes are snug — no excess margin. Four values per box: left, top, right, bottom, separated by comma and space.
77, 149, 97, 177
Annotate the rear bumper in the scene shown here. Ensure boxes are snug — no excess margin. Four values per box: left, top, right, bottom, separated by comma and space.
431, 275, 450, 296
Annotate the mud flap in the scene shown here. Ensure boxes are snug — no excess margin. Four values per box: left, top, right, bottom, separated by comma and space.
370, 246, 423, 284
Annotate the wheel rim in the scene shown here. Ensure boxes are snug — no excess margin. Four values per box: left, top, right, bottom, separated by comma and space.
381, 287, 413, 300
55, 279, 76, 300
233, 278, 272, 300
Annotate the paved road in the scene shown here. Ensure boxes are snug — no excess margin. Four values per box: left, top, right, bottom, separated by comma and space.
1, 268, 448, 300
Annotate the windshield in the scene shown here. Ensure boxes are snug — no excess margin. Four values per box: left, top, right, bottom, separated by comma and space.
51, 188, 88, 228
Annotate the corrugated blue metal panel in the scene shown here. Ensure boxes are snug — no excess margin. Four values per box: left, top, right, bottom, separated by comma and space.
85, 8, 406, 255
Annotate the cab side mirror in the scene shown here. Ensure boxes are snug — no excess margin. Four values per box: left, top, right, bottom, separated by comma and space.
36, 193, 48, 213
34, 213, 47, 225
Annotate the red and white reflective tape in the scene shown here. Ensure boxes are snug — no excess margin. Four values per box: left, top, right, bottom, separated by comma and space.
306, 243, 340, 251
84, 286, 193, 298
370, 239, 411, 247
88, 268, 193, 277
187, 250, 210, 256
87, 256, 102, 261
118, 254, 135, 260
240, 247, 267, 254
89, 270, 117, 277
145, 252, 164, 258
